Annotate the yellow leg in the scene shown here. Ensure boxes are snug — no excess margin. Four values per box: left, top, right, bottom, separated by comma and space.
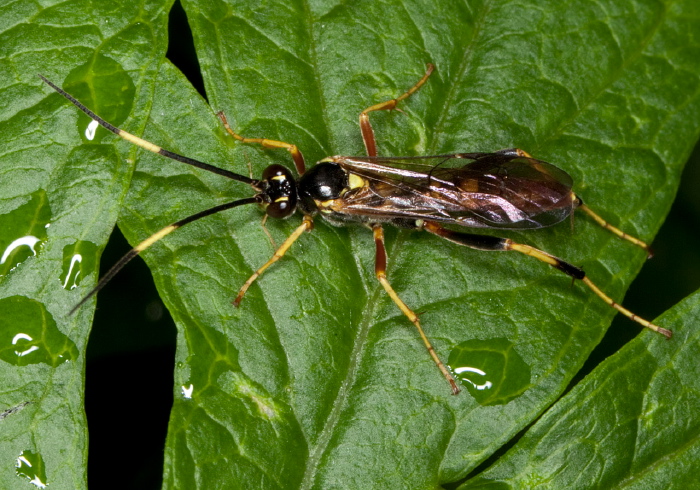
580, 276, 671, 337
259, 214, 278, 249
506, 241, 671, 338
422, 221, 671, 339
233, 215, 313, 307
217, 111, 307, 175
359, 63, 434, 157
373, 224, 460, 395
578, 203, 653, 257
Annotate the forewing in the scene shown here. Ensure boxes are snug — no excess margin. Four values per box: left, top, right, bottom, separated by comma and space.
333, 154, 576, 229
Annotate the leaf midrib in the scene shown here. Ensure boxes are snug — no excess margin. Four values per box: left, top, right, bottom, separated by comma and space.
296, 3, 493, 485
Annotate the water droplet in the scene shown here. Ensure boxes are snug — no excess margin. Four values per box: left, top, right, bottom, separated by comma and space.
0, 190, 52, 277
448, 337, 532, 406
64, 254, 82, 288
13, 332, 40, 357
181, 384, 194, 399
0, 296, 78, 366
63, 55, 135, 143
453, 366, 493, 391
85, 119, 99, 140
16, 451, 47, 489
60, 241, 97, 290
1, 236, 41, 264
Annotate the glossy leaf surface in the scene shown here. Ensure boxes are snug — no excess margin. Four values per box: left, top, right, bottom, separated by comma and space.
1, 0, 699, 488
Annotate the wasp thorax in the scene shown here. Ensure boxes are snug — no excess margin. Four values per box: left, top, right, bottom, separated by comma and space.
298, 162, 348, 203
262, 164, 297, 218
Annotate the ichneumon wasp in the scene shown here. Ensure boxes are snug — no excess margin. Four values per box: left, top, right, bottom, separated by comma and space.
39, 64, 670, 395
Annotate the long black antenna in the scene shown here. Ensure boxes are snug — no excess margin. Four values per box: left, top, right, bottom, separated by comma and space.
38, 74, 257, 186
68, 197, 260, 315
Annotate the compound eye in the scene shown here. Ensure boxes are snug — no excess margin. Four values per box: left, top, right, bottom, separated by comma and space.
262, 164, 291, 181
266, 198, 295, 219
261, 164, 297, 219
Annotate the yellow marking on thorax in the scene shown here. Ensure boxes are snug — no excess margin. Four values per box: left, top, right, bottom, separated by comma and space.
315, 199, 337, 213
347, 173, 366, 190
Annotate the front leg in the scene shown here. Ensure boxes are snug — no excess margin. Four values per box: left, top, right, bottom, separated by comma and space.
217, 111, 307, 175
359, 64, 434, 157
234, 215, 314, 307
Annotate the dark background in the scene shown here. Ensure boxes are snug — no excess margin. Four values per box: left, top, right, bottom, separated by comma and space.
84, 2, 700, 487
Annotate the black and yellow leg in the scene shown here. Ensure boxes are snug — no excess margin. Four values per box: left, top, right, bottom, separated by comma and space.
576, 202, 653, 257
372, 224, 460, 395
216, 111, 307, 175
233, 215, 314, 307
495, 146, 653, 256
359, 64, 434, 157
70, 197, 260, 315
422, 221, 672, 338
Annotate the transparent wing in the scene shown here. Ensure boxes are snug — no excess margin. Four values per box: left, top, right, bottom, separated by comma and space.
333, 153, 576, 229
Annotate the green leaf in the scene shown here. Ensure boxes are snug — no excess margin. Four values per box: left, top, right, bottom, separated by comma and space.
2, 0, 699, 488
461, 288, 700, 489
0, 1, 172, 488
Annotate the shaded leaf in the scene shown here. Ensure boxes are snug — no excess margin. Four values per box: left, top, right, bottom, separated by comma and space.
0, 1, 172, 488
462, 288, 700, 488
